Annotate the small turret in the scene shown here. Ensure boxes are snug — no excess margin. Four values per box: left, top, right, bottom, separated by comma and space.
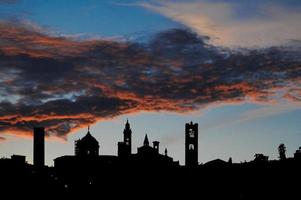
153, 141, 160, 153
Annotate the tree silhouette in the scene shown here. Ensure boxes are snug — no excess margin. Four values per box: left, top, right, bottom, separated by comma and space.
278, 144, 286, 160
254, 154, 268, 162
228, 157, 232, 164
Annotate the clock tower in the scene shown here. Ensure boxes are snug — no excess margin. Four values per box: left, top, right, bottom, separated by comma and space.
185, 121, 198, 167
123, 119, 132, 154
118, 119, 132, 158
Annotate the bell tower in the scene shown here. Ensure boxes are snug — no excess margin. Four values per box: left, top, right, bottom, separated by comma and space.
185, 121, 198, 167
118, 119, 132, 158
123, 119, 132, 155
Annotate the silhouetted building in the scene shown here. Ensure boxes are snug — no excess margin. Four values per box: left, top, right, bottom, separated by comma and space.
137, 134, 156, 155
294, 147, 301, 159
204, 159, 229, 168
11, 155, 26, 166
54, 155, 118, 170
135, 134, 178, 167
34, 127, 45, 167
4, 121, 301, 199
55, 128, 116, 170
185, 121, 198, 167
75, 127, 99, 157
54, 121, 179, 172
118, 119, 132, 158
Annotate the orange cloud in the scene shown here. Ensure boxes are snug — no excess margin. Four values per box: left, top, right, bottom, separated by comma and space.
0, 21, 300, 139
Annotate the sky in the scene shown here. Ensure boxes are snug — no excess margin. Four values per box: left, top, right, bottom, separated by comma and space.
0, 0, 300, 166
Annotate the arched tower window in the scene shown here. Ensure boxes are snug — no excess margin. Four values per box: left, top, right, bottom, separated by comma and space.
125, 138, 130, 145
189, 144, 194, 150
189, 129, 194, 138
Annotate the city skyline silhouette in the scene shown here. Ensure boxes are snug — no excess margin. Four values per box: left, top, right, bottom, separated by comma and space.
2, 114, 301, 167
2, 119, 301, 167
2, 117, 301, 167
1, 120, 301, 198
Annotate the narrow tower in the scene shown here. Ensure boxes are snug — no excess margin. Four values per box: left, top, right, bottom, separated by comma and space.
123, 119, 132, 154
185, 121, 198, 167
34, 127, 45, 167
118, 119, 132, 158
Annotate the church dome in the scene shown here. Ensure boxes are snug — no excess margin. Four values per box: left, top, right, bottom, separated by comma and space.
75, 127, 99, 156
80, 130, 99, 147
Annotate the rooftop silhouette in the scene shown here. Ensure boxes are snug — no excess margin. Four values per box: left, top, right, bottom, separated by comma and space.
1, 120, 301, 199
55, 121, 178, 170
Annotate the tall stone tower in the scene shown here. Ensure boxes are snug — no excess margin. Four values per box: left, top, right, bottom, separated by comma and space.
118, 119, 132, 158
123, 119, 132, 154
185, 121, 198, 167
34, 127, 45, 167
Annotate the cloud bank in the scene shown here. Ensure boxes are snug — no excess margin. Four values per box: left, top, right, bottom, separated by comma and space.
139, 0, 301, 48
0, 20, 300, 139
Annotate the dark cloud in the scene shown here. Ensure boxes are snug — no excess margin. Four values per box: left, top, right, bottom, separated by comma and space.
0, 96, 137, 138
0, 21, 300, 139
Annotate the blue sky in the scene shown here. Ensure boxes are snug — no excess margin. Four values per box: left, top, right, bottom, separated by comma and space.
1, 0, 179, 38
0, 0, 300, 166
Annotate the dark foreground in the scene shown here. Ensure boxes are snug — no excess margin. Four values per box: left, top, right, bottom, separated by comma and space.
1, 159, 300, 199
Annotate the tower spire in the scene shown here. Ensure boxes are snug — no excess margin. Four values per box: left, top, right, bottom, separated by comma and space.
125, 119, 130, 129
143, 134, 149, 146
87, 125, 91, 135
119, 118, 132, 157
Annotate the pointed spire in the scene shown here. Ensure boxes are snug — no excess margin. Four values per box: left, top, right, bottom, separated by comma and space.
87, 126, 91, 135
125, 118, 130, 129
165, 148, 168, 156
143, 134, 149, 146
